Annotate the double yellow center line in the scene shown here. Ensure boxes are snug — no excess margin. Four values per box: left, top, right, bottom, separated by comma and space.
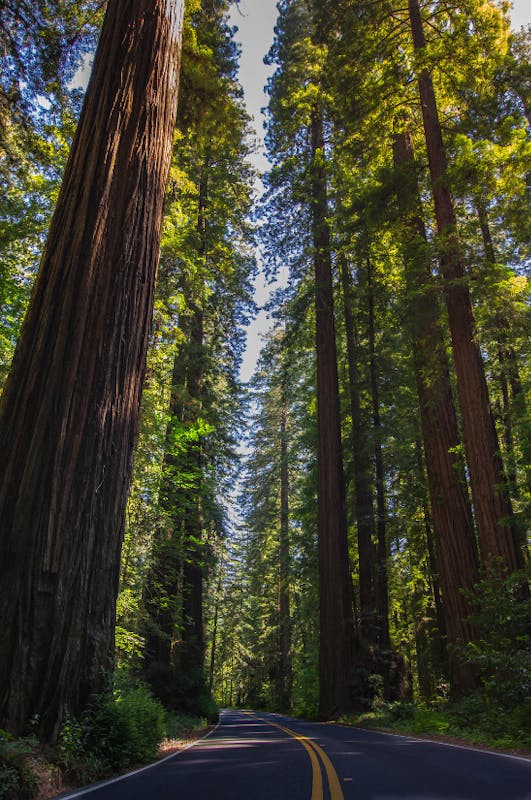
247, 713, 344, 800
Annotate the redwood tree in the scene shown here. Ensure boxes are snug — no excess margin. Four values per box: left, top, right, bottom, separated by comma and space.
407, 0, 523, 573
393, 126, 479, 691
0, 0, 184, 738
311, 110, 355, 718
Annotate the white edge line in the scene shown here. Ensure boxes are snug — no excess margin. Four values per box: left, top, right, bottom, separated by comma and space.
330, 722, 531, 764
56, 715, 223, 799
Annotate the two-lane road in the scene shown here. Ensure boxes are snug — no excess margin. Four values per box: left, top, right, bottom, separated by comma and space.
59, 709, 531, 799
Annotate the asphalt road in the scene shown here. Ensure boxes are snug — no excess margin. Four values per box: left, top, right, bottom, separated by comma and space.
59, 708, 531, 800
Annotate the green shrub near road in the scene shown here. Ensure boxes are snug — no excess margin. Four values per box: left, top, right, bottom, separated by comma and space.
0, 731, 38, 800
57, 680, 167, 780
1, 678, 210, 796
346, 694, 531, 753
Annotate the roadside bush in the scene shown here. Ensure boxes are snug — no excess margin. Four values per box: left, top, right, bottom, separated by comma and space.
387, 702, 415, 721
145, 663, 219, 724
85, 683, 166, 770
58, 680, 166, 781
164, 712, 208, 740
463, 564, 531, 709
0, 731, 38, 800
57, 712, 104, 785
447, 692, 531, 749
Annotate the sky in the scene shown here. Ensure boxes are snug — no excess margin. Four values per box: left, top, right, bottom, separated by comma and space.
228, 0, 279, 382
232, 0, 530, 383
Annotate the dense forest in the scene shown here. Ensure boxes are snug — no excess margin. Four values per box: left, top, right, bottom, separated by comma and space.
0, 0, 529, 792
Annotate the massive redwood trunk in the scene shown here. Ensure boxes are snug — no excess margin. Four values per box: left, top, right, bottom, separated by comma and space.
407, 0, 523, 574
0, 0, 184, 738
311, 110, 355, 718
393, 128, 479, 691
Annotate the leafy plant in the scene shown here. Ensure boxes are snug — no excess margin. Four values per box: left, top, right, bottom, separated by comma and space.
0, 730, 38, 800
463, 564, 531, 707
84, 683, 166, 770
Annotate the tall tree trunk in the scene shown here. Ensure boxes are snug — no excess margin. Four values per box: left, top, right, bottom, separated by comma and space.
143, 351, 187, 689
393, 128, 479, 691
339, 254, 376, 648
0, 0, 184, 738
407, 0, 523, 573
311, 110, 354, 718
366, 260, 391, 656
179, 162, 209, 682
180, 304, 205, 676
278, 393, 292, 709
209, 564, 224, 693
415, 440, 448, 677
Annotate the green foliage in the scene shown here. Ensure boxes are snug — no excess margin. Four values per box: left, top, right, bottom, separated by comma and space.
464, 565, 531, 707
446, 692, 531, 750
163, 711, 209, 740
87, 686, 166, 769
56, 712, 104, 785
57, 682, 166, 781
0, 731, 38, 800
145, 662, 219, 724
350, 692, 531, 752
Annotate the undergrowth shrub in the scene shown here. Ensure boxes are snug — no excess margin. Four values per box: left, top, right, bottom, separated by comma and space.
386, 702, 415, 721
145, 662, 219, 723
84, 683, 165, 770
56, 712, 104, 785
164, 712, 207, 740
58, 679, 166, 781
464, 564, 531, 709
0, 731, 38, 800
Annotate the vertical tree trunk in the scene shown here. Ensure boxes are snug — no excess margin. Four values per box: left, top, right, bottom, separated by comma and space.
339, 254, 377, 650
278, 393, 292, 709
311, 110, 355, 718
178, 161, 209, 686
392, 128, 479, 691
415, 440, 448, 675
366, 260, 391, 656
0, 0, 184, 738
407, 0, 522, 573
143, 348, 187, 692
209, 564, 224, 693
180, 304, 205, 675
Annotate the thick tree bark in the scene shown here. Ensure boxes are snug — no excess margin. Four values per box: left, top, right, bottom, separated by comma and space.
393, 128, 479, 691
0, 0, 184, 738
339, 255, 377, 648
408, 0, 523, 573
311, 110, 355, 718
